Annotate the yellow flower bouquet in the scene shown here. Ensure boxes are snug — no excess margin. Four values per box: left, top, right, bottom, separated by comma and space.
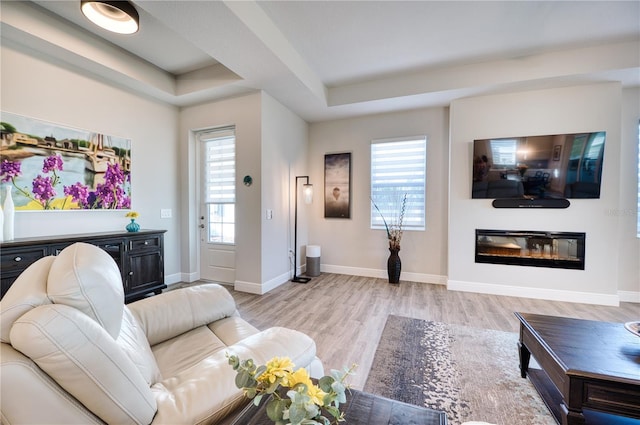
227, 354, 356, 425
125, 211, 139, 219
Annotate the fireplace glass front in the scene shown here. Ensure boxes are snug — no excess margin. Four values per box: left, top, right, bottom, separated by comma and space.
475, 229, 585, 270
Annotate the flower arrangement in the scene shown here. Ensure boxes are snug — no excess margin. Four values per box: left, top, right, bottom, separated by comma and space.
124, 210, 141, 232
0, 156, 131, 210
228, 354, 356, 425
371, 193, 407, 251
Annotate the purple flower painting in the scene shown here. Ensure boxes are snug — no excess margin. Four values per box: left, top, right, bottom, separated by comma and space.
0, 112, 131, 210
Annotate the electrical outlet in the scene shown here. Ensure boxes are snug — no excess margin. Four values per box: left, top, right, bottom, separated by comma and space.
160, 209, 172, 219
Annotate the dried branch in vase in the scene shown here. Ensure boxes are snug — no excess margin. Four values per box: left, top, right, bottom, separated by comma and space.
371, 193, 407, 250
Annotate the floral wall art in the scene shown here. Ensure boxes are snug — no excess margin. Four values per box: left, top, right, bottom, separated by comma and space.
0, 112, 131, 211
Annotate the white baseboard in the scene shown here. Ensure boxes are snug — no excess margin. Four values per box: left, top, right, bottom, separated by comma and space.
447, 279, 621, 306
320, 264, 447, 285
165, 272, 184, 285
172, 267, 638, 305
234, 265, 447, 293
235, 271, 291, 295
234, 280, 262, 294
618, 290, 640, 303
262, 271, 293, 292
173, 271, 199, 284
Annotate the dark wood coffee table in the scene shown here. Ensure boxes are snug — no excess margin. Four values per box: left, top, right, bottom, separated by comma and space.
227, 387, 447, 425
515, 312, 640, 425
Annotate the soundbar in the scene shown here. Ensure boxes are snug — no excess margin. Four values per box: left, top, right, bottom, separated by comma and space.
492, 198, 570, 209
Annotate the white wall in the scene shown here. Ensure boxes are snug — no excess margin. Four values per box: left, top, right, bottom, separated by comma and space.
179, 92, 263, 287
1, 43, 182, 282
2, 30, 312, 294
308, 107, 449, 283
448, 83, 628, 305
179, 92, 310, 294
261, 93, 310, 291
618, 87, 640, 300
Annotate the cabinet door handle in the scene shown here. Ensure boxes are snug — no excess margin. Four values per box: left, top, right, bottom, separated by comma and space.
144, 241, 149, 245
128, 271, 134, 276
14, 256, 22, 262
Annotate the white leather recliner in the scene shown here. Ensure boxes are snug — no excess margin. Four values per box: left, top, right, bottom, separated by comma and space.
0, 242, 323, 424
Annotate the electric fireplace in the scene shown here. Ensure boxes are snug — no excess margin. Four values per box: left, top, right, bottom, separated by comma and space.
475, 229, 585, 270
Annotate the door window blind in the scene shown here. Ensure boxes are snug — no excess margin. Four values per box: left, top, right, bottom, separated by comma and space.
199, 127, 235, 204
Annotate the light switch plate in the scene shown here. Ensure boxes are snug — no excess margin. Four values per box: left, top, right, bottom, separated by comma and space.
160, 209, 172, 218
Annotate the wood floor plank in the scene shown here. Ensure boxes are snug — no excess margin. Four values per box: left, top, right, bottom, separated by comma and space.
201, 273, 638, 390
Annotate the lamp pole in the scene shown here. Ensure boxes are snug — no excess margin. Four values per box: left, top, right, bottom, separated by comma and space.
292, 176, 312, 283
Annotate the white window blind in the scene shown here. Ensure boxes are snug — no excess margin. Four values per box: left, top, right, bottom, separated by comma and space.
198, 126, 235, 244
371, 136, 426, 231
637, 121, 640, 238
200, 127, 235, 204
490, 139, 517, 167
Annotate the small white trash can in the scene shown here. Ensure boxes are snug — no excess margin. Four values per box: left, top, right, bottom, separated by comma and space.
306, 245, 321, 277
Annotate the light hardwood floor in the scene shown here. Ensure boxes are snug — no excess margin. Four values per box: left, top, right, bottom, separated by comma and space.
214, 273, 638, 390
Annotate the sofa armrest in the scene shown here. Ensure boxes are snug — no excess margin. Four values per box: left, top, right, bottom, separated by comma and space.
151, 327, 321, 425
1, 343, 103, 425
208, 316, 260, 346
11, 304, 157, 425
0, 256, 54, 344
128, 284, 237, 346
306, 357, 325, 379
229, 327, 318, 372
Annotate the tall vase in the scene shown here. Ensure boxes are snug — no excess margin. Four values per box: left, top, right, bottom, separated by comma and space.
3, 186, 14, 241
0, 198, 4, 243
387, 247, 401, 284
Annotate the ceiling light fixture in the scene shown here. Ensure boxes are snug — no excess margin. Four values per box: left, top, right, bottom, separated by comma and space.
81, 1, 139, 34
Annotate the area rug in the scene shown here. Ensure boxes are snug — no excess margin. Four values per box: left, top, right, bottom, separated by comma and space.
363, 315, 555, 425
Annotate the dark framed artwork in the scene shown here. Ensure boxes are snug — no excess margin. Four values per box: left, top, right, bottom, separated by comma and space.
324, 152, 351, 218
552, 145, 562, 161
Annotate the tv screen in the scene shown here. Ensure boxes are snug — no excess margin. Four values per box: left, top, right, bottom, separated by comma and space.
472, 132, 605, 200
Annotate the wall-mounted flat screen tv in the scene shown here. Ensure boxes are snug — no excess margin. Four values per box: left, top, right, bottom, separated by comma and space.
472, 131, 605, 199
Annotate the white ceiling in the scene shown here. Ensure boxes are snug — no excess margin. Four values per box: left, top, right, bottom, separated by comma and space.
11, 1, 640, 122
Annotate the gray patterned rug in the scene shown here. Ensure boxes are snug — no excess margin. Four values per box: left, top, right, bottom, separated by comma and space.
363, 315, 555, 425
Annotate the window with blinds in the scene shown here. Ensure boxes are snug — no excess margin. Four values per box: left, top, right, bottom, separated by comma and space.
199, 127, 235, 244
371, 136, 427, 231
637, 121, 639, 238
490, 139, 517, 167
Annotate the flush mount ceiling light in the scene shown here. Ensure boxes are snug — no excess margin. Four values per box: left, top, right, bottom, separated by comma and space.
81, 1, 139, 34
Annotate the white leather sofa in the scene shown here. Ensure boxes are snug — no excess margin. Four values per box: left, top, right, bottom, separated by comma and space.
0, 242, 323, 424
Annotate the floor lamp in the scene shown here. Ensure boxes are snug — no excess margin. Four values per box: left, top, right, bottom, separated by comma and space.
292, 176, 313, 283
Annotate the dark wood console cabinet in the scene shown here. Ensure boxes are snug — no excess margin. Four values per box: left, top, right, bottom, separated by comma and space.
1, 230, 167, 303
